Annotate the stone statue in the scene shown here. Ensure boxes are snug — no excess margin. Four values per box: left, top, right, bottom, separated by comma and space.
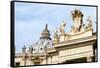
28, 45, 33, 54
59, 20, 66, 34
54, 27, 58, 34
22, 45, 26, 53
54, 27, 59, 39
87, 16, 93, 29
71, 9, 83, 33
70, 26, 76, 33
28, 45, 33, 60
53, 27, 59, 43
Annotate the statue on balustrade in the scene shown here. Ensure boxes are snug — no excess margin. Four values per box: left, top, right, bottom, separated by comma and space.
54, 27, 59, 40
71, 9, 83, 33
85, 16, 93, 30
59, 20, 66, 34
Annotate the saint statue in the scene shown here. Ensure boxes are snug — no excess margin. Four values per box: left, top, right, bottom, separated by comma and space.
71, 9, 83, 33
59, 20, 66, 34
54, 27, 59, 39
28, 45, 33, 54
54, 27, 58, 34
86, 16, 93, 29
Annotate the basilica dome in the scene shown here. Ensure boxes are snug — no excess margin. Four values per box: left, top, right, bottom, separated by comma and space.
32, 24, 54, 54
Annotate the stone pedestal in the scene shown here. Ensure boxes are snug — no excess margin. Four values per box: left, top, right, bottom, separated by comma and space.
53, 38, 59, 44
59, 34, 66, 42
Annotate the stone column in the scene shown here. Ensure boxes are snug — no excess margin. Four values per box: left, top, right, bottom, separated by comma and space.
94, 49, 97, 61
50, 56, 52, 64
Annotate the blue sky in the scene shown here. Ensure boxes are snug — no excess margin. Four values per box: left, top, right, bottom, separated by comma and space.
15, 2, 97, 53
